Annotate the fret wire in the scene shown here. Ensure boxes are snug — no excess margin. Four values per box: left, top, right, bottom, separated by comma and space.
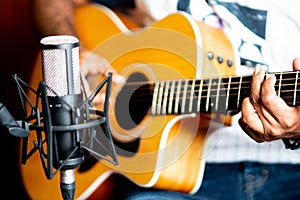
156, 81, 165, 115
278, 71, 282, 97
226, 76, 231, 111
197, 79, 203, 112
174, 81, 182, 114
189, 79, 196, 113
168, 80, 175, 114
297, 74, 300, 106
206, 78, 212, 112
294, 71, 299, 105
151, 82, 159, 115
215, 77, 221, 111
181, 79, 188, 113
237, 76, 243, 110
162, 80, 170, 115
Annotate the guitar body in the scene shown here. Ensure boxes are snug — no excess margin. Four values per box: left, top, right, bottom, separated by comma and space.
21, 4, 237, 200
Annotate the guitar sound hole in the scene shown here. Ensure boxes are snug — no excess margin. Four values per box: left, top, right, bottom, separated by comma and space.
115, 73, 153, 130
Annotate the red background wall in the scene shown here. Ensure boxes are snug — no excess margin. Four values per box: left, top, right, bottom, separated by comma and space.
0, 0, 38, 198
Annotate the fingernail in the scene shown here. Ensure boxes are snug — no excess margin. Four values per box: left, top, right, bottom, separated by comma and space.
254, 66, 261, 75
114, 74, 126, 84
266, 73, 275, 80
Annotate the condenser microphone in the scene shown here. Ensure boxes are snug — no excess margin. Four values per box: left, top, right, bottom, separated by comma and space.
40, 35, 84, 200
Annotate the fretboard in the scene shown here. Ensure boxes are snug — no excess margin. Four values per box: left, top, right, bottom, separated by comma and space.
149, 71, 300, 116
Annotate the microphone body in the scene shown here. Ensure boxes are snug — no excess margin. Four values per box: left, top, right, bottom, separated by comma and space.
40, 35, 84, 200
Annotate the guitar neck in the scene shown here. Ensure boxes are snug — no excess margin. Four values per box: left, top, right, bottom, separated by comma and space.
147, 70, 300, 116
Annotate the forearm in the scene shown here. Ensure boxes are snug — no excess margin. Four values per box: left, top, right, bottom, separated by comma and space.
32, 0, 89, 40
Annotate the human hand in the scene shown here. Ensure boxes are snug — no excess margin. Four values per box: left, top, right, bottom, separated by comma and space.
239, 58, 300, 142
79, 46, 125, 107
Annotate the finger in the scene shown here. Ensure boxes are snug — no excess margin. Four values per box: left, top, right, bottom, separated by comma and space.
81, 53, 110, 77
253, 74, 291, 140
255, 74, 300, 140
238, 118, 263, 143
81, 76, 102, 105
260, 73, 297, 129
240, 97, 264, 138
293, 57, 300, 70
103, 66, 126, 85
259, 74, 282, 117
93, 93, 106, 108
257, 74, 280, 125
250, 66, 264, 106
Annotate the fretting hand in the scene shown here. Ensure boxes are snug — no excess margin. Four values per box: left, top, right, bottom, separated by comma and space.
239, 58, 300, 142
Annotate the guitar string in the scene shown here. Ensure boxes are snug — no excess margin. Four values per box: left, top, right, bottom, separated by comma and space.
97, 71, 299, 113
118, 79, 299, 97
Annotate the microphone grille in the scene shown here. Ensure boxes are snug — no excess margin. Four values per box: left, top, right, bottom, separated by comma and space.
40, 35, 81, 97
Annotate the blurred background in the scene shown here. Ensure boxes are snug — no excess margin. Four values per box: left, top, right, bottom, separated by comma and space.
0, 0, 38, 198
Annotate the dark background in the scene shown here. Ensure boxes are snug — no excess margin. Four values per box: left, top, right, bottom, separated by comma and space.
0, 0, 38, 198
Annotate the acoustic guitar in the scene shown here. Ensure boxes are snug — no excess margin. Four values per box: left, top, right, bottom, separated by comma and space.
20, 3, 240, 200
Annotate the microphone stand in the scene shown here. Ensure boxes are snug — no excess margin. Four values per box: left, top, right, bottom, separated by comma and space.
60, 169, 76, 200
0, 73, 118, 200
